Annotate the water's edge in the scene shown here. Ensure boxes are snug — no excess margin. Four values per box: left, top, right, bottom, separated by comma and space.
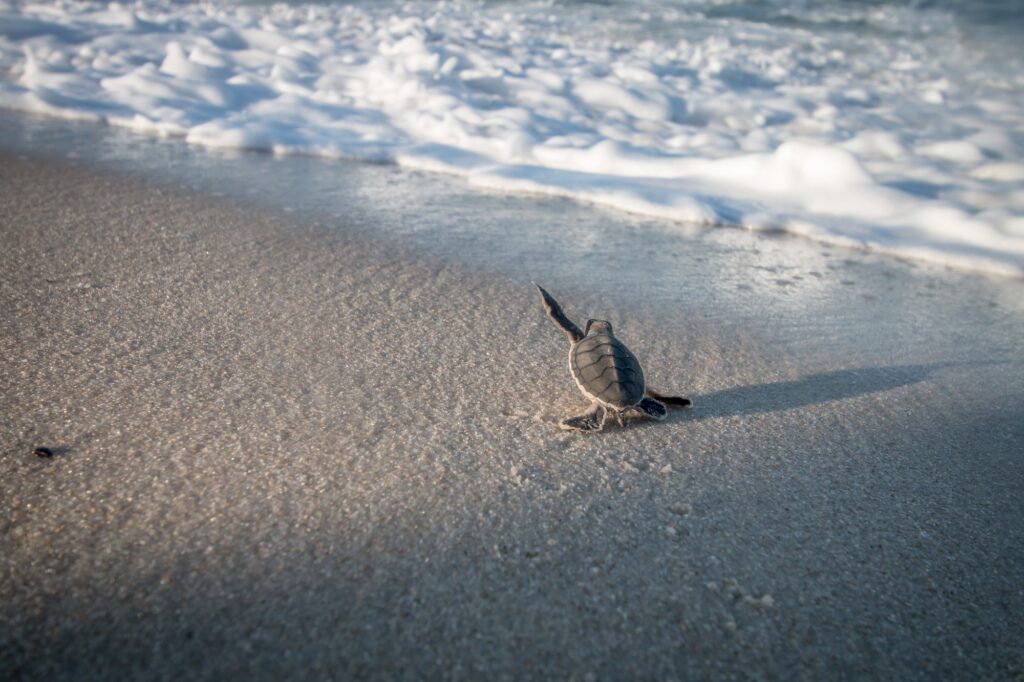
3, 111, 1022, 369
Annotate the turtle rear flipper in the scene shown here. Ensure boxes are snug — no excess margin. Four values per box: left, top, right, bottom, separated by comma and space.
560, 403, 606, 432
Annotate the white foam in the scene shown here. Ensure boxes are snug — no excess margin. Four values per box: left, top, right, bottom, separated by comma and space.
1, 0, 1022, 275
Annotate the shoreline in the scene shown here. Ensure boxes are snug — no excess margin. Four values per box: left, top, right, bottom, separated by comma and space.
2, 153, 1022, 680
2, 110, 1024, 283
1, 0, 1022, 278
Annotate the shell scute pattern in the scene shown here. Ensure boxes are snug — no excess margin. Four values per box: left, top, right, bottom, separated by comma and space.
571, 333, 645, 409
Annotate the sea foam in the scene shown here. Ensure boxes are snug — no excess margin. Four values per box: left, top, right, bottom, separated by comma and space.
1, 0, 1022, 275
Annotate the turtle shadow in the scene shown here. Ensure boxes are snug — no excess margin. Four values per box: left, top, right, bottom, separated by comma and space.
677, 363, 950, 421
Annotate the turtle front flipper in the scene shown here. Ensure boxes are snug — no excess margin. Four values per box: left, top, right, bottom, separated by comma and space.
560, 403, 606, 432
645, 389, 692, 408
635, 397, 668, 421
535, 284, 584, 343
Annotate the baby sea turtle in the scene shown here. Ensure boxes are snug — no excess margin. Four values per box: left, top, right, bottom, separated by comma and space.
536, 284, 691, 432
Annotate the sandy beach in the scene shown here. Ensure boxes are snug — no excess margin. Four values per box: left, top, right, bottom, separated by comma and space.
2, 152, 1023, 680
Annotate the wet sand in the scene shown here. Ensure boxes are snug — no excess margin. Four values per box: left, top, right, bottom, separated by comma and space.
1, 153, 1022, 680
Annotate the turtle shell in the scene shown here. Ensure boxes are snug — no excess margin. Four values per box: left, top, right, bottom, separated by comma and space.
570, 331, 645, 409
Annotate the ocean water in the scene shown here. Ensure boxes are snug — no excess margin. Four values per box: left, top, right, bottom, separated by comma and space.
1, 0, 1022, 275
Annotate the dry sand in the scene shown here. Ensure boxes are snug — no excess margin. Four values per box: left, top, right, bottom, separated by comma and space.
1, 153, 1023, 680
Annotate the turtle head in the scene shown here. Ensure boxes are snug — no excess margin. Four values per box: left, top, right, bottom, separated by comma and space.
584, 319, 614, 336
